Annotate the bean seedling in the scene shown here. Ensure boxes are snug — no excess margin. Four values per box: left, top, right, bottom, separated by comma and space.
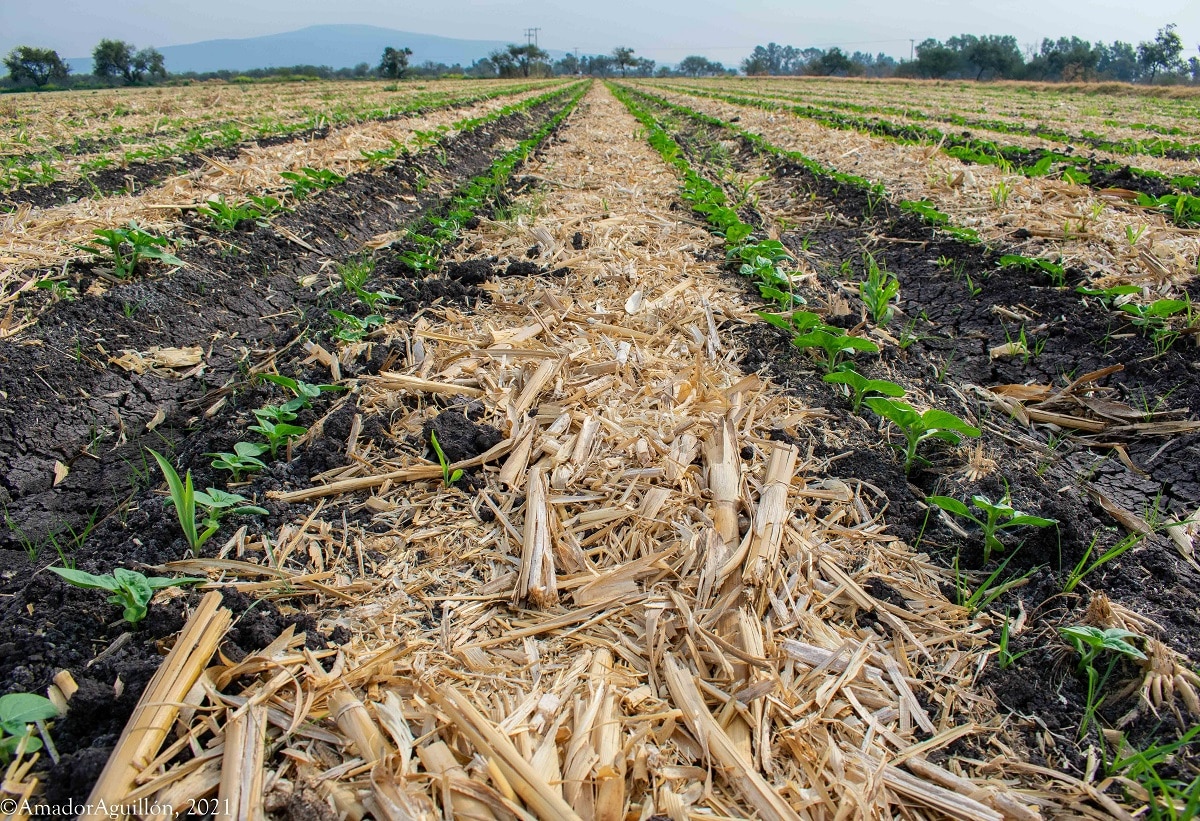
329, 310, 384, 342
0, 692, 59, 763
1060, 625, 1146, 737
823, 369, 905, 413
50, 565, 204, 624
248, 415, 307, 459
865, 398, 980, 473
926, 491, 1057, 563
73, 223, 183, 279
259, 373, 345, 412
206, 441, 270, 482
280, 166, 345, 199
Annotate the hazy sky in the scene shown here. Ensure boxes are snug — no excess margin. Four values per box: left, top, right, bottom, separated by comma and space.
2, 0, 1198, 65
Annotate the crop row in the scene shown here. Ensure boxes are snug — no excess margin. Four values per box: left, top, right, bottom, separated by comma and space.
620, 84, 1198, 357
0, 80, 566, 197
1, 81, 589, 553
718, 77, 1200, 142
0, 78, 554, 156
704, 78, 1200, 152
631, 83, 1199, 289
1, 83, 582, 294
652, 82, 1200, 213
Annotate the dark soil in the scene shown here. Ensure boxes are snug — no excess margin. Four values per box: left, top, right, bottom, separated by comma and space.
0, 92, 578, 810
649, 94, 1200, 786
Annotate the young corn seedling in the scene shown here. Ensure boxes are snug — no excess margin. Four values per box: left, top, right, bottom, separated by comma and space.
73, 223, 183, 279
1063, 532, 1143, 594
149, 449, 268, 553
206, 441, 270, 482
1060, 625, 1146, 737
823, 369, 905, 413
249, 414, 307, 459
859, 254, 900, 325
0, 692, 59, 763
50, 566, 204, 625
429, 431, 463, 488
926, 491, 1057, 563
865, 398, 981, 473
339, 259, 398, 311
999, 254, 1067, 287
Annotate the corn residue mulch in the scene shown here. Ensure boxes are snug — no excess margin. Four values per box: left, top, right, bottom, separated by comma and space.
51, 85, 1103, 820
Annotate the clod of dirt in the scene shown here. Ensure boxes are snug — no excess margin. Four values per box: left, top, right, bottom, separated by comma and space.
505, 260, 542, 277
422, 410, 503, 464
526, 244, 541, 258
571, 231, 586, 250
444, 259, 496, 285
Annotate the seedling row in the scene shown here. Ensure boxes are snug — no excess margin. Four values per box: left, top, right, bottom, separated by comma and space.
613, 81, 1200, 812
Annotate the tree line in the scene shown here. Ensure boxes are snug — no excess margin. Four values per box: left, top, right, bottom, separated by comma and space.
741, 25, 1198, 83
5, 23, 1197, 90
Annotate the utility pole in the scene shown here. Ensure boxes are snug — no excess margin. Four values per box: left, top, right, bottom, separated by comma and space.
910, 39, 915, 61
524, 27, 541, 48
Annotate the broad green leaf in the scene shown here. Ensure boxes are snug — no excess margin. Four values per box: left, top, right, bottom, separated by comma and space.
49, 566, 119, 591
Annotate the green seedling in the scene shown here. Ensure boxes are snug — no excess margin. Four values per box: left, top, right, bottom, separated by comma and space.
1063, 532, 1143, 594
339, 260, 398, 311
996, 612, 1034, 669
1137, 192, 1200, 227
859, 254, 900, 325
247, 194, 285, 218
1124, 225, 1147, 247
34, 278, 76, 301
1119, 299, 1189, 332
253, 403, 299, 424
280, 166, 345, 199
72, 223, 183, 279
927, 491, 1056, 563
259, 373, 345, 412
196, 196, 263, 231
50, 566, 204, 625
1076, 283, 1141, 306
999, 253, 1066, 287
329, 310, 384, 342
792, 327, 879, 374
951, 547, 1038, 615
1107, 725, 1200, 819
149, 448, 267, 553
0, 692, 59, 763
206, 441, 270, 482
865, 398, 981, 473
248, 416, 307, 459
1060, 625, 1146, 737
822, 369, 905, 413
429, 430, 462, 488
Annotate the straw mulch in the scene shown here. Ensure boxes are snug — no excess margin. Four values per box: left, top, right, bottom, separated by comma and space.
27, 84, 1099, 821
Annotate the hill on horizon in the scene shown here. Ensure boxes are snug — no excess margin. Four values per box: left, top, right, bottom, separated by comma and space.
65, 24, 569, 75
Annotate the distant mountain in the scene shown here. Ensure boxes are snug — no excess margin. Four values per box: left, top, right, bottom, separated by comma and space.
66, 24, 568, 75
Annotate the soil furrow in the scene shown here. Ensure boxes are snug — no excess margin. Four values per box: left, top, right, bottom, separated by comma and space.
0, 94, 576, 548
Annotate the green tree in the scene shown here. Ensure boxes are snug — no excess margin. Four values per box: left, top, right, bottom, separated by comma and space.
4, 46, 69, 86
612, 46, 637, 77
134, 47, 166, 82
92, 40, 163, 84
914, 39, 959, 78
378, 46, 413, 79
93, 39, 133, 81
507, 43, 549, 77
1137, 24, 1183, 81
816, 48, 852, 76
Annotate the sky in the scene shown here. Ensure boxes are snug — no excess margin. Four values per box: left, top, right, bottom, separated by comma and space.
2, 0, 1198, 66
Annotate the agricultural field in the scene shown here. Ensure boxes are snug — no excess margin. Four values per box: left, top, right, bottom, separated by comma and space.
0, 75, 1197, 820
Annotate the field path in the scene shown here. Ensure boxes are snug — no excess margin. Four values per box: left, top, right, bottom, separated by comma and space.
73, 83, 1072, 820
